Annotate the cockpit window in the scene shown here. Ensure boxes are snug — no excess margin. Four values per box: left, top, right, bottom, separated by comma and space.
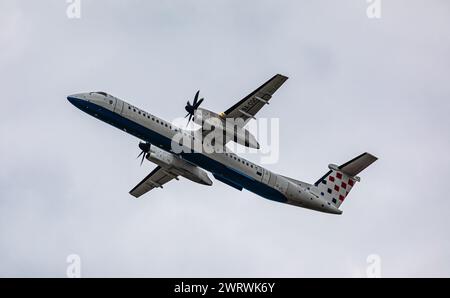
94, 91, 108, 97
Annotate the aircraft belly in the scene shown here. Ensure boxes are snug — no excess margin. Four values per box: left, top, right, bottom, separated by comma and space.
87, 103, 287, 204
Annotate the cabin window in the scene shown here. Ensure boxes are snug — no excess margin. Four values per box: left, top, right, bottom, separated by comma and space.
256, 171, 262, 176
156, 120, 159, 123
109, 100, 113, 104
332, 198, 337, 204
128, 106, 131, 110
327, 188, 332, 194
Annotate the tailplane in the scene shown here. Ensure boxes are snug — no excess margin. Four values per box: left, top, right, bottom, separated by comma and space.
314, 152, 377, 208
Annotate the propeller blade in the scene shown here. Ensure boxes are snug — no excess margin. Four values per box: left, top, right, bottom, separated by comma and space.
137, 151, 144, 159
184, 91, 204, 124
186, 113, 193, 127
195, 98, 204, 108
140, 153, 145, 166
193, 90, 200, 106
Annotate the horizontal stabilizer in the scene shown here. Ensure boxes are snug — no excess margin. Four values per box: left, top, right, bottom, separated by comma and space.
338, 152, 378, 177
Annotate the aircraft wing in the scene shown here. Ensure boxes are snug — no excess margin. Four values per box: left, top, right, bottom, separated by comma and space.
129, 166, 178, 198
222, 74, 288, 123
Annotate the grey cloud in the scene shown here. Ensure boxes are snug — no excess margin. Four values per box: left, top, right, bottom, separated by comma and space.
0, 0, 449, 277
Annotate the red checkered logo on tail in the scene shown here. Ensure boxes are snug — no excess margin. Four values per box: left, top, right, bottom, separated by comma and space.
316, 170, 359, 207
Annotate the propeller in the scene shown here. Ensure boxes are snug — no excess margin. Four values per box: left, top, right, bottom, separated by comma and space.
184, 90, 204, 126
137, 142, 151, 166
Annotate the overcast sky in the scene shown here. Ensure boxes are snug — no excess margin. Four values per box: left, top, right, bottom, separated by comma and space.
1, 0, 449, 277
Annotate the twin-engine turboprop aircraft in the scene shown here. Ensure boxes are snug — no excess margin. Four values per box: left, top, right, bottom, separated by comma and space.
68, 74, 377, 214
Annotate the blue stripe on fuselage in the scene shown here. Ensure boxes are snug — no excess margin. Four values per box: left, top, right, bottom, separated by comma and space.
69, 97, 287, 203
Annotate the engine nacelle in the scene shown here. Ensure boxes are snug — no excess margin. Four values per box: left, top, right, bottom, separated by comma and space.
146, 146, 213, 186
193, 108, 219, 127
147, 146, 175, 168
193, 108, 260, 149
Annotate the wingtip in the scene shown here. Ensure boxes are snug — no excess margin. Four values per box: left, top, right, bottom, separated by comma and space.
365, 152, 379, 161
276, 74, 289, 80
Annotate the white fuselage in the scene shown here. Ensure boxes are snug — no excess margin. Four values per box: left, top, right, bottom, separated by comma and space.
67, 92, 342, 214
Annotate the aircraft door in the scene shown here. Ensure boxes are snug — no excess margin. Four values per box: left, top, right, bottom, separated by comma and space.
286, 182, 298, 200
275, 175, 289, 194
113, 99, 124, 114
262, 169, 271, 185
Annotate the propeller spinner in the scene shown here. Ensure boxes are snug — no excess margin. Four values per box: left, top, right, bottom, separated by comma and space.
137, 142, 151, 166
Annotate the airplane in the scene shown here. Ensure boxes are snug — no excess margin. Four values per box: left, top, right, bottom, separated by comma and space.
67, 74, 377, 215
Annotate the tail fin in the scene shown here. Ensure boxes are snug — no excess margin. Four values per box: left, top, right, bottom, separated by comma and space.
314, 152, 378, 208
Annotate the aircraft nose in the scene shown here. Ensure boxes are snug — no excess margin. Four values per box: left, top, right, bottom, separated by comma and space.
67, 94, 85, 107
67, 95, 76, 104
